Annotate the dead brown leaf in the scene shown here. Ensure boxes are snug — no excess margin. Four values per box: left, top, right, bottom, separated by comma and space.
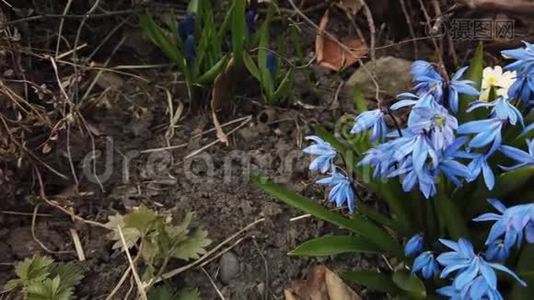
284, 265, 362, 300
315, 9, 368, 71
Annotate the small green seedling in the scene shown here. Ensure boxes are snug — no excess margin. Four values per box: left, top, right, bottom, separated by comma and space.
3, 256, 84, 300
105, 207, 211, 282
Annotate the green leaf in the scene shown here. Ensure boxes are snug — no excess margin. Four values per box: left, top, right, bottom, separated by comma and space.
272, 69, 293, 102
352, 85, 367, 113
392, 270, 426, 299
465, 167, 534, 217
139, 15, 186, 72
289, 235, 380, 257
252, 176, 404, 258
341, 271, 400, 294
458, 42, 484, 122
15, 256, 53, 282
243, 52, 261, 81
175, 288, 202, 300
172, 228, 211, 261
148, 285, 201, 300
357, 203, 410, 236
148, 285, 175, 300
48, 262, 84, 289
473, 167, 534, 202
435, 192, 469, 240
230, 0, 247, 64
105, 213, 143, 249
123, 207, 160, 233
510, 245, 534, 300
197, 55, 228, 85
26, 276, 72, 300
187, 0, 200, 14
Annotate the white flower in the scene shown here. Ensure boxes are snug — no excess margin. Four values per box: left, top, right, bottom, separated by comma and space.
480, 66, 516, 101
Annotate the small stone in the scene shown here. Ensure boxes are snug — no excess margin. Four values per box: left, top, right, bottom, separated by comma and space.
238, 126, 259, 142
219, 252, 239, 284
346, 56, 413, 99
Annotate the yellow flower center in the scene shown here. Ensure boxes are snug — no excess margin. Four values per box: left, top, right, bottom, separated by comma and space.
487, 76, 498, 86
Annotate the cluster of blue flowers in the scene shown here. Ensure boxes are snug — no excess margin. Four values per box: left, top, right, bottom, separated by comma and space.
303, 136, 356, 212
404, 199, 533, 298
301, 42, 534, 298
304, 42, 534, 209
501, 41, 534, 104
403, 212, 532, 300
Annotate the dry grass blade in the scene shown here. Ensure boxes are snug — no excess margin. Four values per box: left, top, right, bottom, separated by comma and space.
70, 228, 86, 261
117, 225, 147, 300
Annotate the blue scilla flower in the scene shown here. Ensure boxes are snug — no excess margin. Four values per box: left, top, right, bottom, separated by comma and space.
499, 139, 534, 171
438, 137, 473, 187
404, 233, 424, 256
457, 118, 503, 156
502, 41, 534, 72
360, 133, 440, 198
185, 34, 196, 67
460, 97, 523, 155
408, 103, 458, 151
316, 172, 356, 212
437, 275, 504, 300
448, 66, 480, 113
485, 239, 510, 261
473, 199, 534, 250
266, 50, 277, 79
350, 109, 387, 142
179, 12, 195, 42
467, 154, 495, 190
386, 133, 439, 174
412, 251, 440, 279
302, 136, 336, 173
388, 160, 437, 198
411, 61, 444, 101
437, 238, 526, 295
391, 92, 437, 110
506, 67, 534, 103
468, 97, 524, 127
358, 141, 397, 178
411, 60, 436, 79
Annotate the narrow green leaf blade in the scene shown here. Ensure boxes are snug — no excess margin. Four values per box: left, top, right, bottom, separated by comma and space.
230, 0, 247, 64
353, 85, 367, 113
272, 69, 292, 102
510, 245, 534, 300
341, 271, 400, 294
392, 270, 427, 299
197, 55, 228, 85
252, 176, 404, 258
458, 42, 484, 122
243, 52, 261, 81
289, 235, 380, 257
436, 193, 469, 240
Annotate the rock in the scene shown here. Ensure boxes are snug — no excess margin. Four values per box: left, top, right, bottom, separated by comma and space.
219, 252, 239, 284
238, 126, 259, 142
345, 56, 413, 99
